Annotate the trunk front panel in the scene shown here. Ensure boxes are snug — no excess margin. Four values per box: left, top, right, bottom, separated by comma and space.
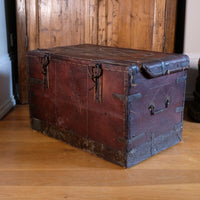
87, 67, 126, 151
55, 61, 88, 137
29, 56, 126, 152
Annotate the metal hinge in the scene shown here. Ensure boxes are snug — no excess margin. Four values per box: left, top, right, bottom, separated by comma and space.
88, 63, 103, 103
112, 93, 142, 103
174, 122, 183, 132
176, 107, 184, 113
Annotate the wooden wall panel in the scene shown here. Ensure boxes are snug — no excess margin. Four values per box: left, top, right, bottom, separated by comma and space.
119, 0, 155, 50
107, 0, 120, 47
26, 0, 176, 51
151, 0, 166, 51
164, 0, 178, 53
97, 0, 177, 52
38, 0, 98, 49
26, 0, 38, 50
38, 0, 55, 48
98, 0, 107, 45
105, 0, 169, 51
25, 0, 178, 51
16, 0, 28, 104
84, 0, 98, 44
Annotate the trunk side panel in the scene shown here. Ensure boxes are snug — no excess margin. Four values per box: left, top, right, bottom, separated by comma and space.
126, 70, 186, 166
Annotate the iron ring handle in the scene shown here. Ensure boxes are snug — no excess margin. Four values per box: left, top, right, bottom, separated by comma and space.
40, 55, 49, 74
39, 55, 49, 89
40, 55, 49, 66
149, 99, 170, 115
87, 64, 103, 82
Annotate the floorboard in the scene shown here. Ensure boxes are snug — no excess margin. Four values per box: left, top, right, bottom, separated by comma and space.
0, 105, 200, 200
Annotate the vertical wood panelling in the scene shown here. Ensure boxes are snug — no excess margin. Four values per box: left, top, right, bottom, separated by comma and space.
26, 0, 39, 50
151, 0, 166, 51
164, 0, 178, 53
49, 0, 63, 47
125, 0, 155, 50
107, 0, 119, 47
84, 0, 90, 43
25, 0, 176, 51
84, 0, 98, 44
98, 0, 107, 45
119, 0, 132, 48
38, 0, 98, 48
80, 0, 85, 44
16, 0, 28, 103
62, 0, 72, 46
106, 0, 165, 51
24, 0, 178, 50
38, 0, 52, 48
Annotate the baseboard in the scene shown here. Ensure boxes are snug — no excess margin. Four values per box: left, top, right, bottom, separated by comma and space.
0, 53, 16, 119
0, 96, 16, 119
0, 53, 10, 64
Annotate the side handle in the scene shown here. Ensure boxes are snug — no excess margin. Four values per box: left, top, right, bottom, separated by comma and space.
149, 99, 170, 115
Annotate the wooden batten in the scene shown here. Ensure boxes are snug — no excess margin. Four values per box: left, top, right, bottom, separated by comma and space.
164, 0, 178, 53
16, 0, 28, 104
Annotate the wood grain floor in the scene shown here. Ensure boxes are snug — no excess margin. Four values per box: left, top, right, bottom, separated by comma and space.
0, 105, 200, 200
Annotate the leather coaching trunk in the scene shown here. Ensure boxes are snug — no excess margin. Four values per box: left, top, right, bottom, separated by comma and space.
27, 44, 189, 168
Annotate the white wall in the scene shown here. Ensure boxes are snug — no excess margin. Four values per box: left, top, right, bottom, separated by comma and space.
0, 0, 15, 119
184, 0, 200, 100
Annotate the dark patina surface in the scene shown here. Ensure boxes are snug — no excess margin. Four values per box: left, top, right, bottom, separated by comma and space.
27, 44, 189, 168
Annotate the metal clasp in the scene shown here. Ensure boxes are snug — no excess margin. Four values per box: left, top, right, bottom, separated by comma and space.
88, 63, 103, 103
40, 54, 49, 89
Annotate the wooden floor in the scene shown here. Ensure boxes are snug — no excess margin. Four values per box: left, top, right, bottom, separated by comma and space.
0, 105, 200, 200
